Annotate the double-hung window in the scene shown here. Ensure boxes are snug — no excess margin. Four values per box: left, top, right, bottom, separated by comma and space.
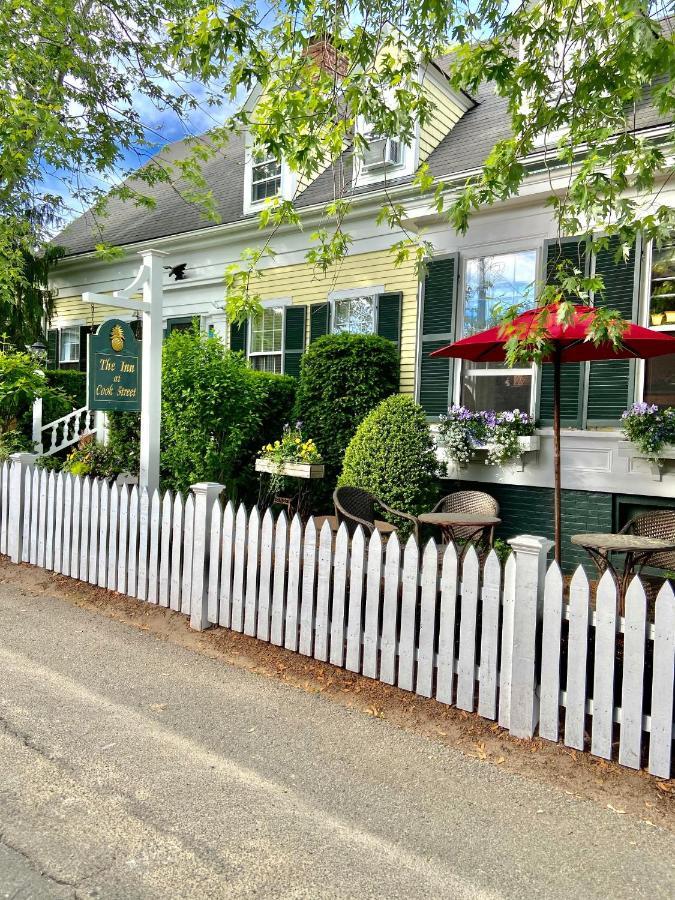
333, 295, 376, 334
60, 326, 80, 364
251, 152, 282, 203
458, 250, 537, 412
249, 307, 284, 373
644, 238, 675, 407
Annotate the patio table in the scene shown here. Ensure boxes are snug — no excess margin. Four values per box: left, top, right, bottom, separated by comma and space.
571, 532, 675, 611
418, 512, 501, 557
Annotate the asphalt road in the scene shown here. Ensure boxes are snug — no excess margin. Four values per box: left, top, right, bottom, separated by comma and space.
0, 578, 673, 900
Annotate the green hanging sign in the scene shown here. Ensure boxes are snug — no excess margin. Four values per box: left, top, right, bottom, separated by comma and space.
87, 318, 142, 411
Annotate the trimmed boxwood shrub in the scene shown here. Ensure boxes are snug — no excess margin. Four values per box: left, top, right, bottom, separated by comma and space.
45, 369, 86, 408
339, 394, 440, 530
294, 333, 398, 500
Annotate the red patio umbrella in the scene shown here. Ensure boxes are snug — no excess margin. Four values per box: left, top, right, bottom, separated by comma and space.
431, 304, 675, 564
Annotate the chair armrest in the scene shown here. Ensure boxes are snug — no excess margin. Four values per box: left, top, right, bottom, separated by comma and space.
333, 502, 375, 536
376, 500, 420, 539
618, 520, 634, 535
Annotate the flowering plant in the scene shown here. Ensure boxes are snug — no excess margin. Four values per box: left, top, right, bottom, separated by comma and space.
438, 406, 535, 467
621, 403, 675, 462
259, 422, 322, 467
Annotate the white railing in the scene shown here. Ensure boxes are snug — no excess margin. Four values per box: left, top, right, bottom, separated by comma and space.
32, 399, 97, 455
1, 455, 673, 779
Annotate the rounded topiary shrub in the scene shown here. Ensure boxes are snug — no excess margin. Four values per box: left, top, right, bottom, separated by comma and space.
339, 394, 441, 528
294, 333, 398, 500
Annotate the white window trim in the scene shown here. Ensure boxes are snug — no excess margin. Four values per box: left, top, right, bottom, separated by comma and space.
636, 236, 675, 405
353, 114, 417, 188
59, 325, 81, 363
246, 303, 287, 374
329, 290, 380, 335
243, 133, 298, 216
453, 247, 540, 414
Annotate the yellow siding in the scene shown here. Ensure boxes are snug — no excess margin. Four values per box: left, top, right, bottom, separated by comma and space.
418, 76, 464, 163
52, 297, 125, 327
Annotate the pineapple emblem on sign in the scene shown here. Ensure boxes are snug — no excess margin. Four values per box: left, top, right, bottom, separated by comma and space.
110, 324, 125, 352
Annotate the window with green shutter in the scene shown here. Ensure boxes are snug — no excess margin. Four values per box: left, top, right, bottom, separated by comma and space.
376, 292, 402, 347
418, 255, 458, 417
310, 303, 329, 342
283, 305, 306, 377
47, 329, 59, 368
229, 321, 247, 353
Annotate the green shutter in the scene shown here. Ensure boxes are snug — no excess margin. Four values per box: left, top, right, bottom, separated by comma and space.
310, 303, 329, 342
538, 238, 588, 426
586, 236, 638, 423
79, 325, 92, 371
47, 329, 59, 368
283, 306, 306, 377
166, 316, 194, 334
418, 255, 458, 417
377, 292, 402, 347
229, 321, 247, 353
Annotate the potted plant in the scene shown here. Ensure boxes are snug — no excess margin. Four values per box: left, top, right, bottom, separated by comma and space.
255, 423, 324, 488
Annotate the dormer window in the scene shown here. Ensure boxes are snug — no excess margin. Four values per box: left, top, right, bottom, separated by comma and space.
251, 152, 282, 203
361, 134, 403, 171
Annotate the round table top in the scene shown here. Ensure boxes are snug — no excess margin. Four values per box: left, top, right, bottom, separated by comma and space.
571, 533, 675, 553
419, 512, 501, 527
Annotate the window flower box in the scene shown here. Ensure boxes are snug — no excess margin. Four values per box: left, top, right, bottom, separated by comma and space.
617, 440, 675, 481
436, 434, 540, 472
255, 458, 325, 479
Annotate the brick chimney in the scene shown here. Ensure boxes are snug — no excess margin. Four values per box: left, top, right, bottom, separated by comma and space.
305, 37, 349, 77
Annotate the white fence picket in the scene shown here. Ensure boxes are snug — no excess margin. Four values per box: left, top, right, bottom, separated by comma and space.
218, 501, 235, 627
231, 503, 248, 632
565, 566, 590, 751
244, 506, 260, 636
456, 546, 480, 711
498, 553, 516, 728
126, 485, 139, 597
106, 484, 120, 590
299, 518, 317, 657
207, 497, 222, 624
477, 550, 501, 719
270, 511, 288, 646
117, 485, 129, 595
159, 490, 173, 607
88, 478, 100, 585
180, 494, 194, 615
169, 491, 183, 612
591, 571, 617, 760
53, 472, 65, 574
329, 523, 349, 668
0, 462, 8, 555
649, 583, 675, 778
136, 487, 149, 600
539, 561, 563, 741
69, 475, 82, 578
255, 509, 274, 641
379, 533, 400, 685
78, 477, 91, 582
61, 474, 73, 575
619, 577, 647, 770
345, 526, 365, 673
21, 466, 33, 564
436, 542, 459, 706
362, 530, 382, 680
146, 490, 161, 604
45, 471, 56, 570
29, 467, 40, 566
97, 479, 110, 587
416, 539, 438, 698
398, 535, 419, 692
284, 515, 302, 652
313, 518, 333, 662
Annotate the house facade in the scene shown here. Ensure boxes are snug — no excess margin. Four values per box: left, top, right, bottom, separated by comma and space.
48, 53, 675, 569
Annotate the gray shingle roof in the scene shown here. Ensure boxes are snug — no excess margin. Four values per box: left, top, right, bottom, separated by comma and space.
56, 61, 673, 257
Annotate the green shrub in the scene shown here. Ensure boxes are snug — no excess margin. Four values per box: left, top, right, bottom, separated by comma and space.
294, 333, 398, 501
339, 395, 440, 531
107, 410, 141, 472
0, 428, 34, 462
63, 442, 129, 479
45, 369, 86, 408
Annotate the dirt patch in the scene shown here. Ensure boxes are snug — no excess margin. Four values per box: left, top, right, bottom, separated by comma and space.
1, 556, 673, 831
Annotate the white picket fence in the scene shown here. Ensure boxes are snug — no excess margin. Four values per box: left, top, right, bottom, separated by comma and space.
1, 456, 673, 779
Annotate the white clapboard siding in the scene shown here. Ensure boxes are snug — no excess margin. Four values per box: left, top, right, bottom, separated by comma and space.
255, 509, 274, 641
590, 572, 617, 761
362, 530, 382, 680
180, 494, 194, 615
456, 547, 480, 711
345, 526, 365, 672
169, 491, 184, 613
244, 506, 261, 637
230, 503, 248, 632
416, 540, 439, 698
436, 542, 459, 706
564, 566, 590, 751
379, 532, 401, 686
539, 562, 564, 742
207, 497, 223, 625
158, 490, 173, 607
97, 479, 110, 588
398, 535, 419, 693
477, 550, 501, 720
284, 515, 303, 652
107, 483, 120, 591
218, 501, 235, 627
329, 523, 349, 668
126, 485, 139, 597
270, 511, 288, 646
619, 577, 647, 770
117, 485, 129, 595
299, 517, 317, 657
313, 518, 333, 662
649, 582, 675, 778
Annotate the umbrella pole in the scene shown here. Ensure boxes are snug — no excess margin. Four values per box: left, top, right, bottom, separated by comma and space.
553, 347, 562, 565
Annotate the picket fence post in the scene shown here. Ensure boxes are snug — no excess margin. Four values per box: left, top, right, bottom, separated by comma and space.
8, 453, 38, 563
507, 534, 553, 739
189, 482, 225, 631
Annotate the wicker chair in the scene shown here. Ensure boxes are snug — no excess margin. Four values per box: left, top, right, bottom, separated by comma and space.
333, 486, 419, 540
618, 509, 675, 577
431, 490, 500, 549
